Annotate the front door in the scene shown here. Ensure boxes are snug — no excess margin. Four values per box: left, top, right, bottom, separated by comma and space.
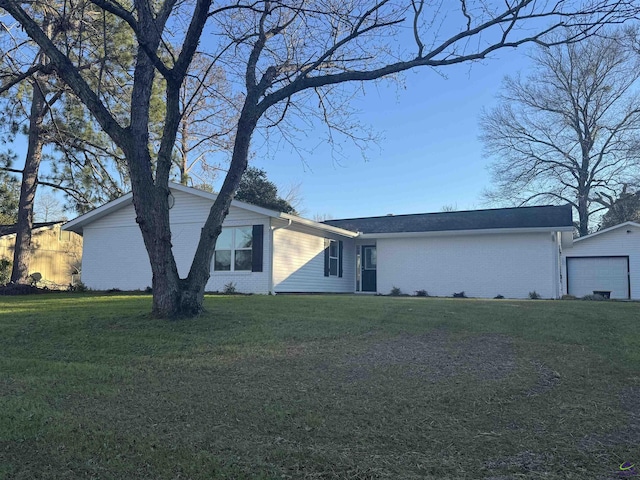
361, 245, 377, 292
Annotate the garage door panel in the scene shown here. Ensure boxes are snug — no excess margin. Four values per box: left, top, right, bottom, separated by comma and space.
567, 257, 629, 299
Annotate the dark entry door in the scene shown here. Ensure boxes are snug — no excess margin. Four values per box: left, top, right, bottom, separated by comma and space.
361, 245, 377, 292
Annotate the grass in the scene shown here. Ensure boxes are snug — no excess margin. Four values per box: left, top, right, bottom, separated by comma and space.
1, 293, 640, 479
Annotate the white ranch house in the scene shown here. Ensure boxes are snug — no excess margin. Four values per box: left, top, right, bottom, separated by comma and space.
63, 183, 639, 299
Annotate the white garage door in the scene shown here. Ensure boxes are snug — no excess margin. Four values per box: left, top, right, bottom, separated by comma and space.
567, 257, 629, 299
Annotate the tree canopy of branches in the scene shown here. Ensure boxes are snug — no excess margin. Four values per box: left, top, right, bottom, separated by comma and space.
0, 170, 19, 224
481, 29, 640, 237
1, 0, 637, 317
599, 187, 640, 229
236, 167, 295, 213
174, 56, 237, 187
0, 0, 144, 283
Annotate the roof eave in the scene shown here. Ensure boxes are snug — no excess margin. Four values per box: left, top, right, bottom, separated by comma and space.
62, 184, 359, 238
62, 193, 134, 234
358, 226, 574, 239
280, 213, 359, 238
168, 182, 287, 219
573, 221, 640, 243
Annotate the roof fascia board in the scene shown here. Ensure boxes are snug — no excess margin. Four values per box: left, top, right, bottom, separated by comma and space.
359, 226, 574, 239
169, 184, 358, 236
63, 183, 359, 237
168, 182, 284, 219
62, 193, 134, 233
280, 213, 359, 238
573, 221, 640, 243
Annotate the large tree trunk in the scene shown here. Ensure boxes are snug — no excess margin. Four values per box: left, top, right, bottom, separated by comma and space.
577, 191, 590, 237
127, 180, 180, 317
10, 80, 46, 284
174, 111, 258, 316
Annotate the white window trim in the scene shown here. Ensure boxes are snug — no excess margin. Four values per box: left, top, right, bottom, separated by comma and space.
328, 239, 339, 277
213, 226, 252, 272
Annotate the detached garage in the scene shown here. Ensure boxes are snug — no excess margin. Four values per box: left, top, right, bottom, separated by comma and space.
562, 222, 640, 299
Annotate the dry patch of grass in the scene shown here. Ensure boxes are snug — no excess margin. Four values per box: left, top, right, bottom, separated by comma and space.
1, 294, 640, 479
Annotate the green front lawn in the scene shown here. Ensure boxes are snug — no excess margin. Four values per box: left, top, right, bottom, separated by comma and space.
1, 294, 639, 479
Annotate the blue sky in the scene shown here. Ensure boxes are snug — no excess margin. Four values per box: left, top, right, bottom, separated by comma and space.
242, 48, 529, 220
9, 45, 531, 221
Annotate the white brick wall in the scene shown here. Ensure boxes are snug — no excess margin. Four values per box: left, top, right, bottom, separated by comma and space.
78, 186, 571, 298
562, 223, 640, 299
82, 222, 150, 290
375, 232, 560, 299
81, 189, 271, 293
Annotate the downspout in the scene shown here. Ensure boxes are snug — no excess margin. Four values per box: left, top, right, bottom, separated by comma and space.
552, 231, 561, 298
269, 218, 292, 294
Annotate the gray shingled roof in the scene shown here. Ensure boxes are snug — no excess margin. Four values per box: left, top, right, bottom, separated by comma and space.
323, 205, 573, 234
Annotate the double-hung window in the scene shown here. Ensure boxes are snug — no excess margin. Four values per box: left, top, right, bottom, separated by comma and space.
328, 240, 339, 276
213, 226, 253, 271
324, 239, 343, 277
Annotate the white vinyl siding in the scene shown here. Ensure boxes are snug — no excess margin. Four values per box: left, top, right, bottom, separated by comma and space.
273, 224, 354, 293
375, 232, 560, 299
566, 257, 629, 299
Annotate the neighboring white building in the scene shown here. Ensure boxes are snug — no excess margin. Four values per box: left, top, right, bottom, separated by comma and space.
561, 222, 640, 299
63, 183, 576, 298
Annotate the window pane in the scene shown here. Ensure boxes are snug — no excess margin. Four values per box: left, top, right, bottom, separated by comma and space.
329, 241, 338, 257
365, 247, 376, 269
235, 249, 252, 271
329, 257, 338, 276
214, 250, 231, 271
215, 229, 233, 250
235, 226, 253, 249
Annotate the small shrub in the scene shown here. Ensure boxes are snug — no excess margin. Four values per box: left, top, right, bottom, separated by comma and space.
561, 294, 577, 300
68, 282, 87, 293
223, 282, 237, 295
0, 257, 11, 285
106, 288, 121, 293
390, 286, 402, 296
453, 291, 466, 298
145, 286, 153, 294
529, 291, 541, 300
581, 293, 608, 301
415, 289, 429, 297
494, 294, 504, 299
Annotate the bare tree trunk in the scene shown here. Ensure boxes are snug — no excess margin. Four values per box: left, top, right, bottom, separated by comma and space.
10, 80, 46, 284
578, 194, 590, 237
577, 173, 590, 236
132, 185, 181, 317
176, 111, 258, 315
180, 117, 188, 184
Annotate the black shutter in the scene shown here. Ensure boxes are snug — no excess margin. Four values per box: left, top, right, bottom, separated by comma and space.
251, 224, 264, 272
324, 239, 330, 277
338, 240, 343, 277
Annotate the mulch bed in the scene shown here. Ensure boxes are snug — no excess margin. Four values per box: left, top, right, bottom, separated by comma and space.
0, 283, 54, 295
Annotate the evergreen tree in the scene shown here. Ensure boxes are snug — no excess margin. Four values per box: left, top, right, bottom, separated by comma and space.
235, 167, 295, 213
0, 170, 19, 224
